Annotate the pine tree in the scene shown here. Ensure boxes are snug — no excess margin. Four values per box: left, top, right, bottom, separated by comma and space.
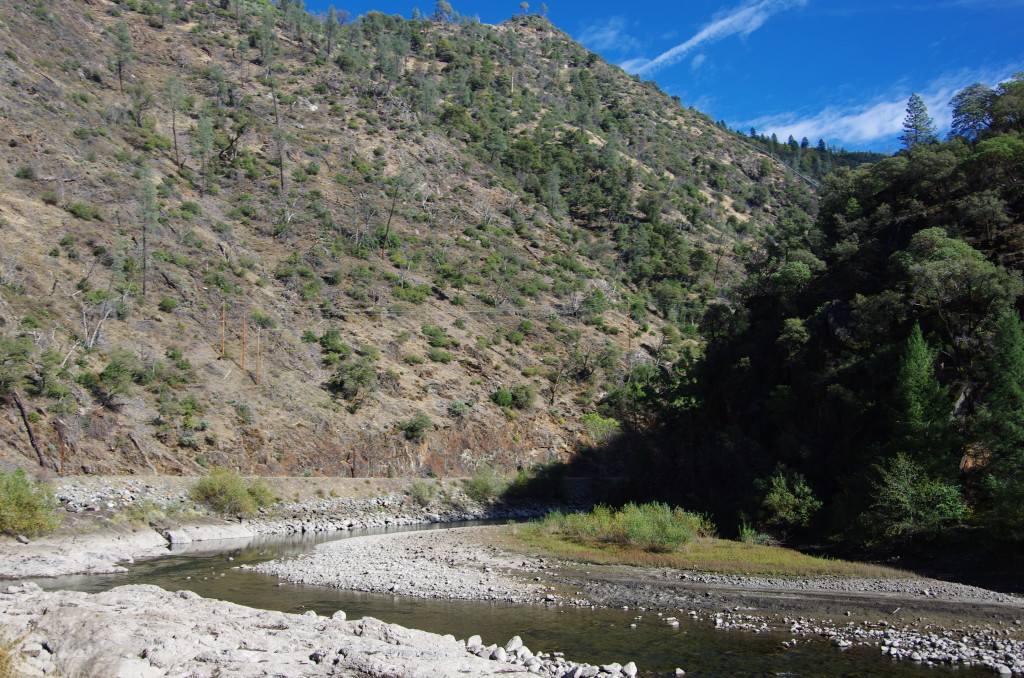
981, 310, 1024, 462
110, 21, 135, 93
899, 93, 939, 149
891, 323, 958, 475
324, 6, 340, 57
978, 309, 1024, 538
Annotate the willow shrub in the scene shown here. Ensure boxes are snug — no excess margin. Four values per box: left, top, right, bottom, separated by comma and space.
539, 502, 714, 553
0, 469, 60, 536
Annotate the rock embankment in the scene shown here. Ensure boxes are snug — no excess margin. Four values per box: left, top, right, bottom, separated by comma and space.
0, 583, 638, 678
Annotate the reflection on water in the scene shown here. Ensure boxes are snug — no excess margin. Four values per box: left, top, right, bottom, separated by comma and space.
37, 523, 989, 678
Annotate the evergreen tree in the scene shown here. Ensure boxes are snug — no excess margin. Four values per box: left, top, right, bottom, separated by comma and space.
324, 6, 340, 57
978, 309, 1024, 538
110, 21, 135, 93
980, 310, 1024, 461
891, 323, 958, 475
899, 93, 939, 149
163, 75, 184, 169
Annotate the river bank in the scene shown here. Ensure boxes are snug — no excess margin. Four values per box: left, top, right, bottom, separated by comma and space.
255, 525, 1024, 676
0, 475, 586, 579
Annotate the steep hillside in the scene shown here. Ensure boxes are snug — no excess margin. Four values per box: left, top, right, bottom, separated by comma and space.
0, 0, 813, 477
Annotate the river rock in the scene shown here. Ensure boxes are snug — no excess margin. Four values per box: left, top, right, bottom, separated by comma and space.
0, 585, 548, 678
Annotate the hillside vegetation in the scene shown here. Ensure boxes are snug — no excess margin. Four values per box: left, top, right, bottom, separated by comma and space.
0, 0, 811, 477
627, 75, 1024, 548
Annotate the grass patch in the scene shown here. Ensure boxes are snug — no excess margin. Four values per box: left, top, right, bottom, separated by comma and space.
511, 504, 907, 578
0, 469, 60, 536
189, 467, 277, 518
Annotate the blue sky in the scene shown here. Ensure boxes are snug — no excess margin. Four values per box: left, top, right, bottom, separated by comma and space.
301, 0, 1024, 152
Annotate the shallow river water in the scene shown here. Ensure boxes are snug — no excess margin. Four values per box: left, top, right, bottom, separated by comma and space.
39, 523, 992, 678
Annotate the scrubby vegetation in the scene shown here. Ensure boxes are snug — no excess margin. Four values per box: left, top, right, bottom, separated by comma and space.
189, 467, 276, 518
531, 503, 713, 553
0, 469, 59, 536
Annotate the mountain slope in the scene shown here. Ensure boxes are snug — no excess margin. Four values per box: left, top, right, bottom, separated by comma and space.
0, 0, 812, 477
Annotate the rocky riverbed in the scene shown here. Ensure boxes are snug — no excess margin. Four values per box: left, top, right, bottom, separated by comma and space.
254, 526, 1024, 676
0, 582, 641, 678
0, 475, 583, 579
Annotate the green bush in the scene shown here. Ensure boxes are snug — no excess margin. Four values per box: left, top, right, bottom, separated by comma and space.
859, 454, 966, 544
14, 166, 37, 180
756, 467, 822, 534
0, 469, 59, 536
539, 502, 713, 553
490, 388, 513, 408
398, 411, 433, 441
464, 464, 507, 503
327, 357, 377, 401
158, 296, 178, 312
509, 384, 535, 409
408, 480, 437, 507
189, 467, 276, 517
66, 202, 102, 220
427, 347, 453, 363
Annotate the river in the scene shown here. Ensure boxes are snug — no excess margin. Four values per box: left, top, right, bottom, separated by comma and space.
34, 523, 991, 678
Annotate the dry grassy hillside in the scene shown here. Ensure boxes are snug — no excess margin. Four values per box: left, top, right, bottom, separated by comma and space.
0, 0, 814, 478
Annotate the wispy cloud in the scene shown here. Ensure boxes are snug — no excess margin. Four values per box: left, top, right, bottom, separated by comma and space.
576, 16, 641, 53
741, 67, 1018, 147
624, 0, 808, 76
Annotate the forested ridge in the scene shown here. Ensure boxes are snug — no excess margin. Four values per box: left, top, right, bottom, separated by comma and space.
618, 77, 1024, 551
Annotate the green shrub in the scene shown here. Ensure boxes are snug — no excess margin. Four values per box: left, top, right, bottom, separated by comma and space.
756, 467, 823, 535
408, 479, 437, 507
158, 296, 178, 312
491, 387, 513, 408
858, 454, 966, 544
427, 347, 453, 363
66, 202, 102, 220
327, 357, 377, 401
189, 467, 276, 517
738, 521, 773, 545
250, 310, 276, 329
581, 413, 620, 445
509, 384, 536, 409
0, 469, 59, 536
539, 502, 713, 553
464, 464, 507, 503
398, 411, 433, 441
14, 166, 36, 180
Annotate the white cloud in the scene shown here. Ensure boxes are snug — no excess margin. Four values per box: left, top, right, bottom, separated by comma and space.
627, 0, 808, 76
691, 53, 707, 69
576, 16, 641, 53
742, 67, 1017, 147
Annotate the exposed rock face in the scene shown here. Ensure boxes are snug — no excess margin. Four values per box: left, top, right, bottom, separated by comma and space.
0, 583, 628, 678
